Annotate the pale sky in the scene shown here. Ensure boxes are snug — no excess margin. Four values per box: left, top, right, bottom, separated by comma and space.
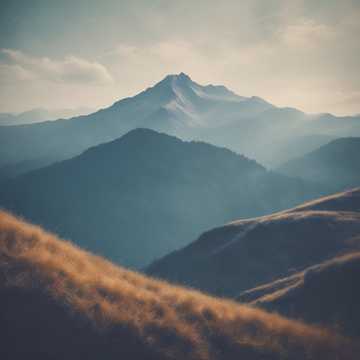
0, 0, 359, 115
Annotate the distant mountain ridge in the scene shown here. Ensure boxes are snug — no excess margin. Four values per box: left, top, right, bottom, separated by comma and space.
0, 129, 321, 268
278, 137, 360, 190
0, 73, 272, 169
1, 73, 360, 171
147, 188, 360, 297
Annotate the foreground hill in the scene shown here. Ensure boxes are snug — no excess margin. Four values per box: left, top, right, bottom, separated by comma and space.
0, 129, 320, 268
0, 211, 358, 360
278, 138, 360, 190
1, 73, 360, 171
147, 188, 360, 297
238, 252, 360, 337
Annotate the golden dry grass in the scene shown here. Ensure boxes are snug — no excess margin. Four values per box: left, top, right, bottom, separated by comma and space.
0, 210, 359, 360
227, 187, 360, 227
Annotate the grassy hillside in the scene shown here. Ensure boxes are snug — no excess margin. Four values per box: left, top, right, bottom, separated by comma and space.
288, 187, 360, 213
0, 128, 321, 268
1, 211, 358, 360
147, 188, 360, 297
238, 251, 360, 338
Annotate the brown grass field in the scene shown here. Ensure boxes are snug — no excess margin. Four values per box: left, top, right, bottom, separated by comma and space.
1, 210, 359, 360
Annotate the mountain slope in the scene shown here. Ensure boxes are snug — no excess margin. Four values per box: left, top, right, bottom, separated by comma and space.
0, 129, 320, 268
0, 157, 55, 183
1, 73, 360, 170
147, 188, 360, 297
278, 137, 360, 190
1, 210, 358, 360
238, 252, 360, 337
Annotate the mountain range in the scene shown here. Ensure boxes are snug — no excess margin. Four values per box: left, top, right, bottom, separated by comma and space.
0, 128, 321, 268
147, 188, 360, 297
1, 210, 358, 360
1, 73, 360, 173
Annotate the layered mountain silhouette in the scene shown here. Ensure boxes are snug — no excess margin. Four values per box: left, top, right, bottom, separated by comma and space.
278, 137, 360, 190
1, 210, 358, 360
238, 251, 360, 338
147, 188, 360, 297
1, 73, 360, 171
0, 73, 270, 169
0, 129, 320, 268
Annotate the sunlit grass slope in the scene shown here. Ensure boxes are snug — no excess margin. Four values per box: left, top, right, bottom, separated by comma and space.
0, 211, 358, 360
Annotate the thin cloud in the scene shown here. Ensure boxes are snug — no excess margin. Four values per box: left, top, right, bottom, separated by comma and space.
0, 1, 359, 114
1, 49, 113, 85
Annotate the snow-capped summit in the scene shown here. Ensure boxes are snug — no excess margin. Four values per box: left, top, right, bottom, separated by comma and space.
155, 72, 245, 103
130, 72, 273, 127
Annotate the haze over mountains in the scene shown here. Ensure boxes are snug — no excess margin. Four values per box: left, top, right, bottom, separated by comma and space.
1, 211, 358, 360
0, 129, 321, 268
147, 188, 360, 297
1, 73, 360, 172
278, 137, 360, 190
0, 107, 94, 126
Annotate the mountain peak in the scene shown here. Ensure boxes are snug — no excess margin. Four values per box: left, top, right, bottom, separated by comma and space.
158, 72, 193, 88
163, 72, 192, 82
176, 72, 192, 81
155, 72, 246, 103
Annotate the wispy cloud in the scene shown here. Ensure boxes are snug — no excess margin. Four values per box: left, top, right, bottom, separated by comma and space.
0, 1, 359, 114
1, 49, 113, 85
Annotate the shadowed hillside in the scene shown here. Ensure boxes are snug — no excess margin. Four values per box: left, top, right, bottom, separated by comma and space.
238, 252, 360, 338
0, 128, 321, 268
0, 211, 358, 360
278, 138, 360, 190
147, 188, 360, 297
